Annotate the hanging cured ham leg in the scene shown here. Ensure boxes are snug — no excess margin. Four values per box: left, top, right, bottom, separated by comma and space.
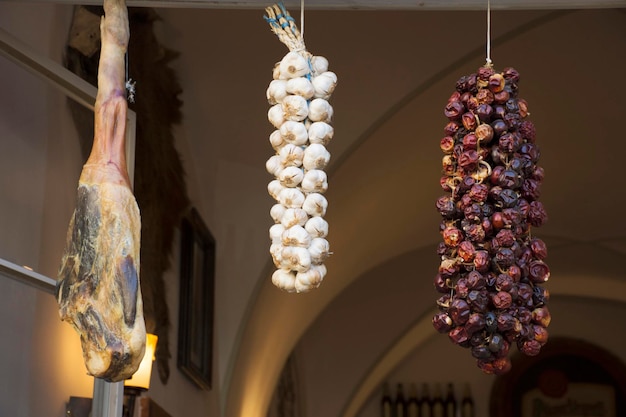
56, 0, 146, 382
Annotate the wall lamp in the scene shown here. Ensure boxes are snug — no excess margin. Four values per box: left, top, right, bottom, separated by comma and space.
123, 333, 158, 417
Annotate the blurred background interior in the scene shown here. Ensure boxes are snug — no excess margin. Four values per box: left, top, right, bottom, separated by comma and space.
0, 1, 625, 417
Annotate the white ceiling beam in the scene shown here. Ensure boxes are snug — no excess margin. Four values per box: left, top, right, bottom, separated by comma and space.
3, 0, 626, 9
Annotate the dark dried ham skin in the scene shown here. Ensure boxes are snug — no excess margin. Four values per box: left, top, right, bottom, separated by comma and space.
57, 168, 145, 382
56, 0, 146, 383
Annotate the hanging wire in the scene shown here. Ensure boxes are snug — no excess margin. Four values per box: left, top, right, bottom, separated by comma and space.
486, 0, 492, 67
300, 0, 305, 40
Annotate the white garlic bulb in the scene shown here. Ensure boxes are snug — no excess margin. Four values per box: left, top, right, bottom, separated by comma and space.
281, 208, 308, 228
282, 225, 312, 247
278, 166, 304, 188
301, 169, 328, 193
279, 121, 308, 146
270, 242, 284, 267
316, 263, 328, 279
310, 55, 329, 76
272, 268, 296, 292
265, 154, 283, 176
286, 76, 315, 100
267, 79, 288, 104
312, 71, 337, 100
279, 51, 310, 79
272, 62, 282, 80
280, 246, 311, 272
269, 129, 285, 151
320, 70, 337, 84
278, 187, 305, 208
278, 143, 304, 167
303, 143, 331, 170
304, 216, 329, 238
270, 203, 287, 224
268, 179, 285, 200
308, 237, 330, 264
268, 103, 285, 129
308, 98, 333, 123
269, 223, 286, 244
307, 122, 334, 145
295, 267, 322, 293
282, 94, 309, 121
302, 192, 328, 217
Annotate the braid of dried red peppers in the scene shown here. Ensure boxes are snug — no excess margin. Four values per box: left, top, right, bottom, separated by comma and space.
432, 65, 551, 375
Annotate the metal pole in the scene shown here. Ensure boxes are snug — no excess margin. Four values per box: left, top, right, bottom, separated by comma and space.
0, 27, 97, 111
0, 258, 56, 294
92, 379, 124, 417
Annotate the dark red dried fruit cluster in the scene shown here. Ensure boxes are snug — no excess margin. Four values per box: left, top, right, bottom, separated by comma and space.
432, 65, 551, 375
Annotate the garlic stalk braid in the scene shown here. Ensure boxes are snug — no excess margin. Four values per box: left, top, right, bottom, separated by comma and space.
264, 3, 337, 293
264, 3, 308, 54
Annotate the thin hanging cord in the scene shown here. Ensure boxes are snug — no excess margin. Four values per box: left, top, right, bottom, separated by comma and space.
125, 50, 129, 85
300, 0, 305, 40
125, 51, 136, 103
486, 0, 492, 66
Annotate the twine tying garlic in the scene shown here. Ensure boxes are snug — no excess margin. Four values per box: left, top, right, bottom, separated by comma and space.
264, 3, 337, 293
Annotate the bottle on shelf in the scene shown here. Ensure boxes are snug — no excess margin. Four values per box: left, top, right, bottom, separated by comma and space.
431, 384, 445, 417
444, 383, 457, 417
394, 383, 407, 417
407, 383, 420, 417
419, 383, 432, 417
381, 382, 393, 417
460, 383, 475, 417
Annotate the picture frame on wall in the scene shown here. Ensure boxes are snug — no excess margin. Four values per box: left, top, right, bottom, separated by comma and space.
177, 207, 215, 390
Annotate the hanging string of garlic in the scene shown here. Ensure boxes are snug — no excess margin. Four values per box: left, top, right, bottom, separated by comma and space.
264, 2, 337, 293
